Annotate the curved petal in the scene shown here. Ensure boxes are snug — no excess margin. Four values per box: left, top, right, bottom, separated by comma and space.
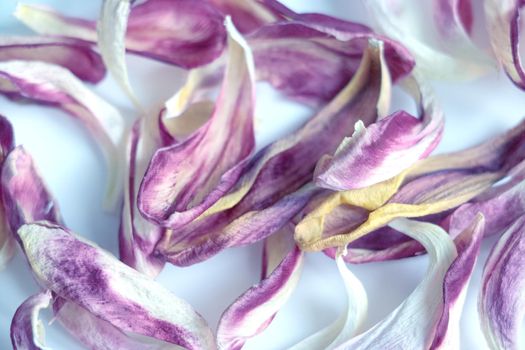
0, 36, 105, 83
0, 60, 125, 210
17, 222, 216, 350
15, 1, 226, 68
138, 18, 256, 228
478, 215, 525, 350
289, 250, 367, 349
484, 0, 525, 89
315, 77, 444, 191
0, 115, 15, 270
10, 290, 53, 350
334, 219, 457, 349
217, 225, 303, 349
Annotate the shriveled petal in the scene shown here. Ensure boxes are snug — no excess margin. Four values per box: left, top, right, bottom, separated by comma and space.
139, 18, 256, 228
10, 290, 52, 350
15, 1, 226, 68
430, 214, 484, 349
315, 78, 443, 191
296, 118, 525, 252
18, 222, 216, 349
479, 215, 525, 350
53, 299, 178, 350
0, 36, 105, 83
0, 115, 15, 270
364, 0, 493, 79
289, 250, 367, 349
1, 146, 62, 235
97, 0, 140, 108
484, 0, 525, 89
217, 225, 303, 349
210, 0, 283, 33
0, 60, 125, 210
157, 39, 393, 266
335, 219, 458, 349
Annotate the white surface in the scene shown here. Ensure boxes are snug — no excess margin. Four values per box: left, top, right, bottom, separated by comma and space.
0, 1, 524, 349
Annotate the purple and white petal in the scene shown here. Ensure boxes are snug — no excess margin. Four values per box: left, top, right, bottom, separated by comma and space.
478, 215, 525, 350
10, 290, 53, 350
18, 222, 216, 350
217, 225, 303, 349
0, 60, 125, 210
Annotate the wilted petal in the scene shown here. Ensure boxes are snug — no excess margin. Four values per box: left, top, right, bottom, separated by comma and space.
18, 222, 216, 349
1, 146, 62, 236
217, 225, 303, 349
0, 60, 125, 210
139, 18, 256, 228
335, 219, 457, 349
478, 215, 525, 350
210, 0, 283, 33
10, 290, 52, 350
0, 115, 15, 270
315, 78, 444, 191
0, 36, 105, 83
289, 250, 367, 349
364, 0, 493, 79
15, 1, 226, 68
484, 0, 525, 89
433, 0, 474, 37
97, 0, 140, 108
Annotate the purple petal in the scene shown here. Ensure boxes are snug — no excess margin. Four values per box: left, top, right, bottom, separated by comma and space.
0, 60, 125, 209
10, 290, 53, 350
484, 0, 525, 89
0, 36, 105, 83
138, 19, 256, 229
16, 1, 226, 68
478, 215, 525, 349
18, 222, 216, 349
0, 115, 15, 270
217, 225, 303, 349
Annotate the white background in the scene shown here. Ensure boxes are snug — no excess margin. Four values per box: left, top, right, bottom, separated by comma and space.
0, 1, 524, 349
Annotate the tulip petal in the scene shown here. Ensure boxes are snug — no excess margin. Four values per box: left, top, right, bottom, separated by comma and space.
17, 222, 216, 350
0, 115, 15, 270
0, 60, 125, 210
15, 1, 226, 68
484, 0, 525, 89
0, 36, 105, 83
217, 225, 303, 349
10, 290, 53, 350
138, 18, 256, 228
479, 215, 525, 350
289, 250, 367, 349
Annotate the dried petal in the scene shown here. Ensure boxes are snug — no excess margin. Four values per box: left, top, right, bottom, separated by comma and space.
0, 61, 125, 210
10, 290, 53, 350
217, 225, 303, 349
0, 115, 15, 270
484, 0, 525, 89
18, 222, 216, 349
0, 36, 105, 83
479, 215, 525, 350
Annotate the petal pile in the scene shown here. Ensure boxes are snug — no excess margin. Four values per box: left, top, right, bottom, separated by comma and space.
2, 0, 525, 349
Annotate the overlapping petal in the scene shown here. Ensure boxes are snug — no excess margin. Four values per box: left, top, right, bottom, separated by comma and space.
10, 290, 53, 350
479, 215, 525, 350
0, 60, 125, 209
217, 225, 303, 349
18, 222, 216, 349
0, 115, 15, 270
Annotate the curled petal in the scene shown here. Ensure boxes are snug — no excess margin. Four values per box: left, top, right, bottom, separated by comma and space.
484, 0, 525, 89
335, 219, 457, 349
15, 1, 226, 68
10, 290, 53, 350
364, 0, 493, 79
0, 60, 125, 210
210, 0, 283, 33
217, 225, 303, 349
139, 18, 256, 228
18, 222, 216, 349
1, 146, 62, 236
0, 36, 105, 83
433, 0, 474, 37
97, 0, 140, 108
315, 77, 444, 191
479, 215, 525, 350
289, 250, 367, 349
0, 115, 15, 270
